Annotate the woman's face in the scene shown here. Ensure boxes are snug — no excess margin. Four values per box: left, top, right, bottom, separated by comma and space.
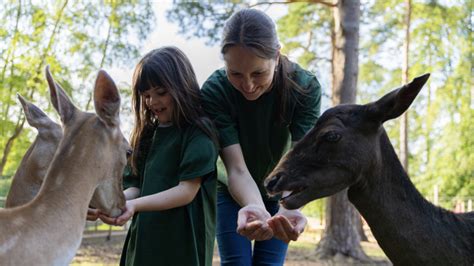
142, 86, 174, 124
224, 45, 278, 101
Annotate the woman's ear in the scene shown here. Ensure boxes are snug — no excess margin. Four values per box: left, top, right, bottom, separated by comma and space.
275, 50, 280, 71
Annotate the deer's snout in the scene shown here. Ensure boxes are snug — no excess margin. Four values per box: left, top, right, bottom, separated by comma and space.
264, 174, 282, 194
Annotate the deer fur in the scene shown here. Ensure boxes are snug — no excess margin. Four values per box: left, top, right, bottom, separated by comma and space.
265, 74, 474, 265
0, 66, 127, 266
5, 96, 62, 208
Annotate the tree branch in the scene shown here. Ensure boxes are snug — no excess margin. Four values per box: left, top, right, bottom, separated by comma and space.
248, 0, 337, 8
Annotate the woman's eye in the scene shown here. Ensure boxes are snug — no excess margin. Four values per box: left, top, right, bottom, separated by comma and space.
324, 131, 341, 142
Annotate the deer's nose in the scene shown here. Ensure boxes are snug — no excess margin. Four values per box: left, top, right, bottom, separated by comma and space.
264, 174, 281, 192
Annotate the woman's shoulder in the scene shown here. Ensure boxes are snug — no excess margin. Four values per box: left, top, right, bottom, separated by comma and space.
289, 62, 319, 87
182, 120, 216, 143
202, 68, 231, 91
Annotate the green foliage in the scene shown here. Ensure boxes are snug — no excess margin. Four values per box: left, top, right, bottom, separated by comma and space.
166, 2, 241, 45
0, 1, 155, 177
358, 0, 473, 200
0, 177, 12, 199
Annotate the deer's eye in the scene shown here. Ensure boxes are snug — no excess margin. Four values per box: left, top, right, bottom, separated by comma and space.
324, 131, 341, 142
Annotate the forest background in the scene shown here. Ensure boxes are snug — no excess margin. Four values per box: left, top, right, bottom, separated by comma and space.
0, 0, 472, 219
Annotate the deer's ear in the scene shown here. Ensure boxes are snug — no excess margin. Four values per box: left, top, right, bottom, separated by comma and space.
17, 94, 55, 129
93, 70, 120, 126
366, 73, 430, 123
45, 66, 77, 124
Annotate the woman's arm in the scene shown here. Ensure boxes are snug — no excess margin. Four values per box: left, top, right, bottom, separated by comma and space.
221, 144, 264, 207
100, 178, 201, 226
221, 144, 273, 241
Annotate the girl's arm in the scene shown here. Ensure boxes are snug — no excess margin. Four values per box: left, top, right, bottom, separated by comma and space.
100, 178, 201, 226
221, 144, 273, 241
87, 186, 140, 221
130, 177, 201, 212
124, 187, 140, 200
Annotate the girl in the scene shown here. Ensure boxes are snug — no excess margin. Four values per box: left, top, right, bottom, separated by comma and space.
201, 9, 322, 265
100, 46, 218, 266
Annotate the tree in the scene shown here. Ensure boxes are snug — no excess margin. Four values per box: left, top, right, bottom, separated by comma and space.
0, 1, 155, 176
400, 0, 411, 172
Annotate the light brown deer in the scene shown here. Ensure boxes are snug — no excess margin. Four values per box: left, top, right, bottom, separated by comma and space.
0, 66, 127, 265
5, 95, 62, 208
265, 74, 474, 266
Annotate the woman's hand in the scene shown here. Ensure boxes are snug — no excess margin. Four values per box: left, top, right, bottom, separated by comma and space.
237, 204, 274, 241
268, 208, 307, 243
100, 200, 136, 226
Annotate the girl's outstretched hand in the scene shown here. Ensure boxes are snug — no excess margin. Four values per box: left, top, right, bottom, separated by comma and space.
99, 200, 136, 226
268, 209, 307, 243
87, 208, 100, 221
237, 204, 273, 241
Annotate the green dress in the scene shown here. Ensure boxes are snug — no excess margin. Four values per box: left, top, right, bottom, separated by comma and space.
121, 124, 218, 266
201, 63, 321, 200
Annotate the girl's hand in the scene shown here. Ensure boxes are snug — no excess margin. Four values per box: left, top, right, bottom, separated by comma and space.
268, 209, 307, 243
99, 200, 136, 226
86, 208, 100, 221
237, 204, 273, 241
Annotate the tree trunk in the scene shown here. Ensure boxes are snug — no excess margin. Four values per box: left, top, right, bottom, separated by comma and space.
315, 0, 369, 262
0, 117, 25, 175
400, 0, 411, 173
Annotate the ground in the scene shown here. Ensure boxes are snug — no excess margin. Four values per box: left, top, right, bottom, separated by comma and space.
72, 228, 390, 266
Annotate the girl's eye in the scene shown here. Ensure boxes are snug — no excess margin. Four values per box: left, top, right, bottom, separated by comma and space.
230, 73, 242, 77
252, 72, 264, 76
324, 131, 341, 142
157, 91, 167, 96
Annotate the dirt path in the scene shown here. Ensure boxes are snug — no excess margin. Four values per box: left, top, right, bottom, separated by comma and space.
72, 233, 390, 265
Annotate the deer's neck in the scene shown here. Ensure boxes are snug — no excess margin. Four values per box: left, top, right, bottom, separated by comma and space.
1, 145, 100, 264
6, 136, 57, 207
348, 133, 473, 265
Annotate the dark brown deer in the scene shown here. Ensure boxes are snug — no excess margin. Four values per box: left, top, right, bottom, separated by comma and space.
265, 74, 474, 266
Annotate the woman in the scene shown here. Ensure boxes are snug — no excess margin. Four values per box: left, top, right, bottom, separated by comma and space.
201, 8, 322, 265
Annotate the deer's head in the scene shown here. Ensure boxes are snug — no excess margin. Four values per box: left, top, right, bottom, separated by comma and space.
265, 74, 430, 209
45, 66, 127, 217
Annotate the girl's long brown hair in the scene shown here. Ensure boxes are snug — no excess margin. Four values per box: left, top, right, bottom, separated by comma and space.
129, 46, 218, 175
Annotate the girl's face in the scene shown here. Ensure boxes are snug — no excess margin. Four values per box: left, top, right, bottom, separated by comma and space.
224, 45, 278, 101
142, 87, 174, 124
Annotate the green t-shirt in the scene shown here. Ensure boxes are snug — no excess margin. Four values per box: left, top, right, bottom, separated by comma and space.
121, 124, 218, 266
201, 63, 321, 200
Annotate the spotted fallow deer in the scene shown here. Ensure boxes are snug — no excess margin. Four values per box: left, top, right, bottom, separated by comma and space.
0, 66, 127, 266
5, 95, 62, 208
265, 74, 474, 266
